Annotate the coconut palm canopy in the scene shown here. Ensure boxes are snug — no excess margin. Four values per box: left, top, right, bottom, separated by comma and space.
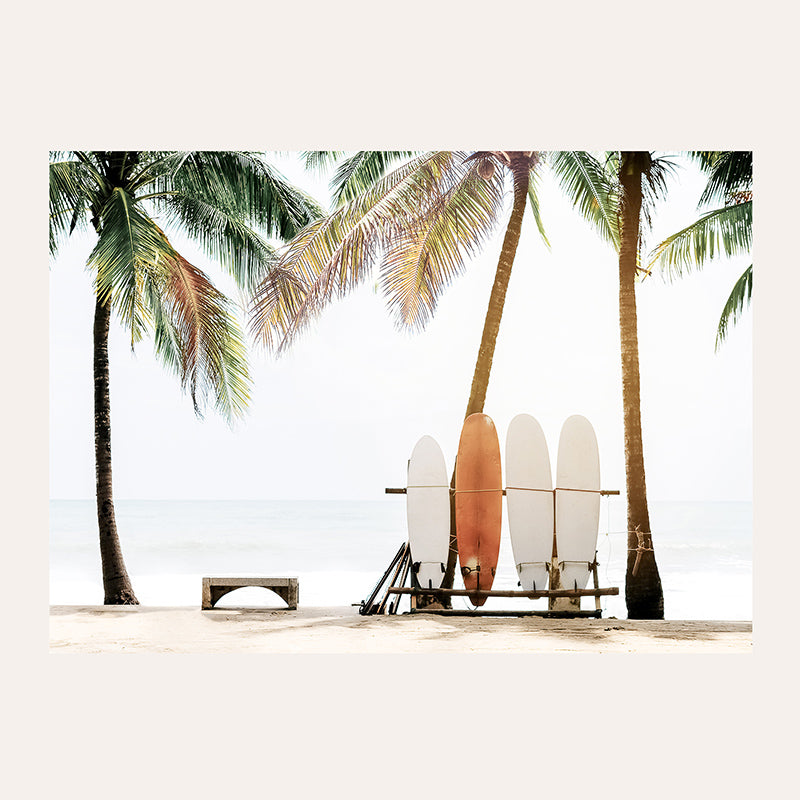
249, 150, 616, 353
50, 150, 323, 419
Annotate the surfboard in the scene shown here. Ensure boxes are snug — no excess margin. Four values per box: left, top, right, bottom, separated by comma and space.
555, 414, 600, 592
406, 435, 450, 591
505, 413, 553, 591
455, 413, 502, 606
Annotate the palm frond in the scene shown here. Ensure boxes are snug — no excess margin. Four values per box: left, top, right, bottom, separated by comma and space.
71, 151, 109, 191
686, 151, 723, 171
137, 230, 255, 420
251, 151, 479, 352
549, 151, 620, 249
527, 162, 550, 250
49, 159, 96, 256
330, 151, 419, 206
379, 158, 505, 329
647, 201, 752, 279
716, 264, 752, 350
154, 193, 279, 293
699, 151, 752, 206
127, 151, 191, 194
640, 155, 679, 232
156, 252, 252, 420
162, 151, 324, 240
87, 187, 176, 344
301, 151, 347, 172
248, 266, 310, 352
141, 269, 183, 379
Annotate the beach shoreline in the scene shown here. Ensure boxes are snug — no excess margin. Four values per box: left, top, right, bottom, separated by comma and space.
49, 605, 752, 654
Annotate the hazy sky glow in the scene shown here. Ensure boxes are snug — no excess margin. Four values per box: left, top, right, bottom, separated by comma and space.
49, 152, 752, 503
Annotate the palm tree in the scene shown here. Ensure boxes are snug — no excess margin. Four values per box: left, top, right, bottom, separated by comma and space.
551, 150, 675, 618
251, 150, 599, 592
648, 151, 752, 349
616, 152, 669, 619
50, 151, 321, 604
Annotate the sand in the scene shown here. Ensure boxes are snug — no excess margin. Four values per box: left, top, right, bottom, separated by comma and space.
49, 605, 752, 653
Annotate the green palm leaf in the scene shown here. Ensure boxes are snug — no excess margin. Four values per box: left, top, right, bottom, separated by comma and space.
155, 193, 279, 293
549, 151, 620, 249
329, 151, 419, 206
162, 151, 324, 241
87, 187, 176, 344
699, 151, 752, 206
49, 158, 96, 256
301, 151, 347, 172
527, 163, 550, 250
639, 155, 679, 232
647, 201, 752, 279
716, 264, 752, 350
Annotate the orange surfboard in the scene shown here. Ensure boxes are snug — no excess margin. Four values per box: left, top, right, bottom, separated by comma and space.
455, 413, 503, 606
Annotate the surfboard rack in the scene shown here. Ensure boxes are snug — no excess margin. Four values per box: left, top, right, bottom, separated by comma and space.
381, 486, 621, 616
360, 549, 618, 617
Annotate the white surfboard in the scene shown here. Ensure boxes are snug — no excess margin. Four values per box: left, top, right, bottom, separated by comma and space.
555, 415, 600, 592
505, 414, 553, 591
407, 435, 450, 590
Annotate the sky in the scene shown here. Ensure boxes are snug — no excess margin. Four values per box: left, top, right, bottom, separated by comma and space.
48, 152, 752, 503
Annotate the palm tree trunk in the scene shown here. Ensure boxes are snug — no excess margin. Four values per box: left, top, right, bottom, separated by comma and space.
618, 152, 663, 619
94, 296, 138, 605
441, 152, 532, 593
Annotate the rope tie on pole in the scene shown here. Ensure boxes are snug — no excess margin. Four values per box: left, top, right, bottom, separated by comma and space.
628, 529, 654, 576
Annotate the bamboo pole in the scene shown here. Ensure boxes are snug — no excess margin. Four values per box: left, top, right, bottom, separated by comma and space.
377, 543, 409, 615
360, 542, 406, 615
388, 549, 411, 615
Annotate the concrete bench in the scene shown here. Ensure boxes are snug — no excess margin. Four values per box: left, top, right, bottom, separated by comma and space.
202, 577, 299, 610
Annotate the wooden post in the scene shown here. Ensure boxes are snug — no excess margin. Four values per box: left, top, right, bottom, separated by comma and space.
548, 488, 580, 613
593, 553, 601, 613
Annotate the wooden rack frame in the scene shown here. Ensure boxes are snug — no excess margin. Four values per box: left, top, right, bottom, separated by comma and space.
360, 486, 621, 618
386, 560, 618, 618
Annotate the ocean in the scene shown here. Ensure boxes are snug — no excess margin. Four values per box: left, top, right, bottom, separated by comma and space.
49, 498, 752, 620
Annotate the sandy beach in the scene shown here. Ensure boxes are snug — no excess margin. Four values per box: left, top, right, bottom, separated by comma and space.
49, 605, 752, 653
